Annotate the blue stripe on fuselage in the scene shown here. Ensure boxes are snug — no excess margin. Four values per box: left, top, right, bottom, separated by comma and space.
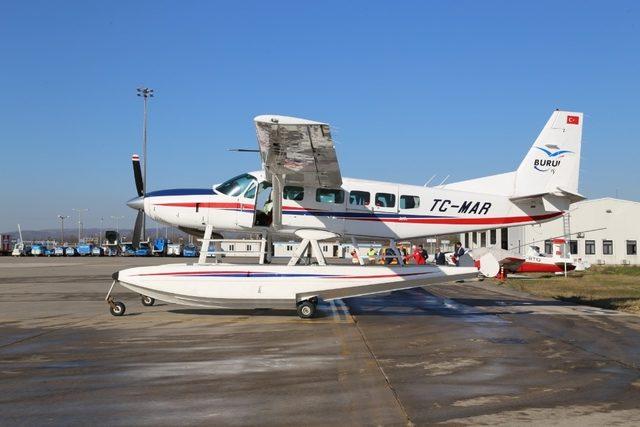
281, 210, 452, 219
145, 188, 214, 197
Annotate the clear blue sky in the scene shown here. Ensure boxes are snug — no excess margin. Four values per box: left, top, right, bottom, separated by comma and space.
1, 0, 638, 231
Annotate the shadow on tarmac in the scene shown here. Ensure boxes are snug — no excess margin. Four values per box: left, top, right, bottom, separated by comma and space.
166, 308, 328, 318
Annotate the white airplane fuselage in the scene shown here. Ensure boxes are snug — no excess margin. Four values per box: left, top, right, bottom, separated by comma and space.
139, 171, 561, 240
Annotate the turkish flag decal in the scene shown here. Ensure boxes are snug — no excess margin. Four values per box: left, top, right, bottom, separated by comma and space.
567, 115, 580, 125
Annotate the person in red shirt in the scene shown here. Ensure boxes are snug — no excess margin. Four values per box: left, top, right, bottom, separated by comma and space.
409, 245, 426, 265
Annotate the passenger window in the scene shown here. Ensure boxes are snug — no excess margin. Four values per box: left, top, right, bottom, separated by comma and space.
375, 193, 395, 208
283, 186, 304, 201
400, 195, 420, 209
349, 191, 370, 206
316, 188, 344, 204
244, 182, 257, 199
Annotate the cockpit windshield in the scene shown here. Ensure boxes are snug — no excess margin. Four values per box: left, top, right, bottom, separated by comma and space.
215, 173, 257, 197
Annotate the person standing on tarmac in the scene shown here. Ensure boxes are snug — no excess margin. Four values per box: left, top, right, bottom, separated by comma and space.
434, 247, 447, 265
367, 246, 377, 264
453, 242, 466, 266
410, 245, 427, 265
418, 244, 428, 262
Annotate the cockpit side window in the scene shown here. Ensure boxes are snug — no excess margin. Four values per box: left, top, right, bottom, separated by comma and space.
215, 174, 256, 197
244, 182, 257, 199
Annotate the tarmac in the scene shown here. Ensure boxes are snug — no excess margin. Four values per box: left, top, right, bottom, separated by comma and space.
1, 256, 640, 426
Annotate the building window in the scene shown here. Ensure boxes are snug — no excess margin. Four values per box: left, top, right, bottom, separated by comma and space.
375, 193, 395, 208
501, 228, 508, 250
400, 195, 420, 209
490, 229, 497, 245
569, 240, 578, 255
316, 188, 344, 204
349, 191, 370, 206
246, 244, 252, 251
228, 244, 235, 251
585, 240, 595, 255
544, 240, 552, 255
283, 186, 304, 201
603, 240, 613, 255
286, 245, 293, 251
322, 245, 328, 252
627, 240, 637, 255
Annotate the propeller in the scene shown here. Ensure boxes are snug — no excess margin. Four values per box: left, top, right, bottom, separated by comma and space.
227, 148, 260, 153
129, 154, 145, 249
132, 209, 144, 249
132, 154, 144, 197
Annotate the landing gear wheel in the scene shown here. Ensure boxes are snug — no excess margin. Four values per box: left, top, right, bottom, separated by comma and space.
297, 300, 317, 319
141, 295, 155, 306
109, 301, 126, 316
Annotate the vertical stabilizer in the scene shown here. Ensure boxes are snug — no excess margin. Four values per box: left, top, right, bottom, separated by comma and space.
513, 110, 583, 197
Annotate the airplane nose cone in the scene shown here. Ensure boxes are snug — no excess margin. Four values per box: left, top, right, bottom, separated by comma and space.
127, 196, 144, 211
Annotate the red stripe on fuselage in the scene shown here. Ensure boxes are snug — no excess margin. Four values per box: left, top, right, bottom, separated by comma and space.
156, 202, 255, 210
353, 211, 563, 225
152, 201, 562, 226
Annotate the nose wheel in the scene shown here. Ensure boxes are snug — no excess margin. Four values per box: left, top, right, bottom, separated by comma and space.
108, 298, 126, 316
105, 279, 127, 316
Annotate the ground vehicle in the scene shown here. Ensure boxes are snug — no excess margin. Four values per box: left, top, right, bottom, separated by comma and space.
44, 248, 55, 256
12, 242, 31, 256
65, 247, 77, 256
152, 238, 168, 256
54, 246, 67, 256
31, 244, 46, 256
76, 244, 93, 256
120, 244, 135, 256
182, 243, 198, 257
134, 242, 150, 256
91, 246, 104, 256
167, 243, 183, 256
104, 246, 119, 256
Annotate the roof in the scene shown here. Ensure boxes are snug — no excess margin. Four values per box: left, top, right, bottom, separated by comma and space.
572, 197, 640, 207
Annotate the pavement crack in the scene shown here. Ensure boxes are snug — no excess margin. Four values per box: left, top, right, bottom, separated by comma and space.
349, 313, 415, 427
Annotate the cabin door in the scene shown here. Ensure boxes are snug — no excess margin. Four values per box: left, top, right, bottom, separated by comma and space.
236, 180, 259, 228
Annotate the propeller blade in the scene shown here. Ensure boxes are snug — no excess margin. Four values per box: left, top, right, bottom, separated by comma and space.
227, 148, 260, 153
132, 210, 144, 249
132, 154, 144, 197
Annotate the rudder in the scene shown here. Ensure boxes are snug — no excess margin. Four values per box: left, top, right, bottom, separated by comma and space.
513, 110, 583, 197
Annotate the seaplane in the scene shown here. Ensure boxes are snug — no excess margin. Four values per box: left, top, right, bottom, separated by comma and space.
106, 110, 585, 318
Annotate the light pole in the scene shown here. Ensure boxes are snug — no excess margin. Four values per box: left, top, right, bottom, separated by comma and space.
110, 215, 124, 236
57, 215, 69, 244
72, 208, 88, 243
137, 86, 154, 241
99, 217, 104, 246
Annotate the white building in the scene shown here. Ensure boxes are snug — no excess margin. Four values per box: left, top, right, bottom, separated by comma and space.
460, 198, 639, 265
273, 241, 344, 258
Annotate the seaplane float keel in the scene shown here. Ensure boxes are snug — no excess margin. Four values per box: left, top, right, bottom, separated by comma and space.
106, 110, 584, 318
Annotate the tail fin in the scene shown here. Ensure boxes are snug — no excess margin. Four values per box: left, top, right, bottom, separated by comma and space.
513, 110, 583, 198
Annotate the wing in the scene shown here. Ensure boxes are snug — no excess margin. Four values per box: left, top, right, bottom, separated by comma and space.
254, 115, 342, 188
